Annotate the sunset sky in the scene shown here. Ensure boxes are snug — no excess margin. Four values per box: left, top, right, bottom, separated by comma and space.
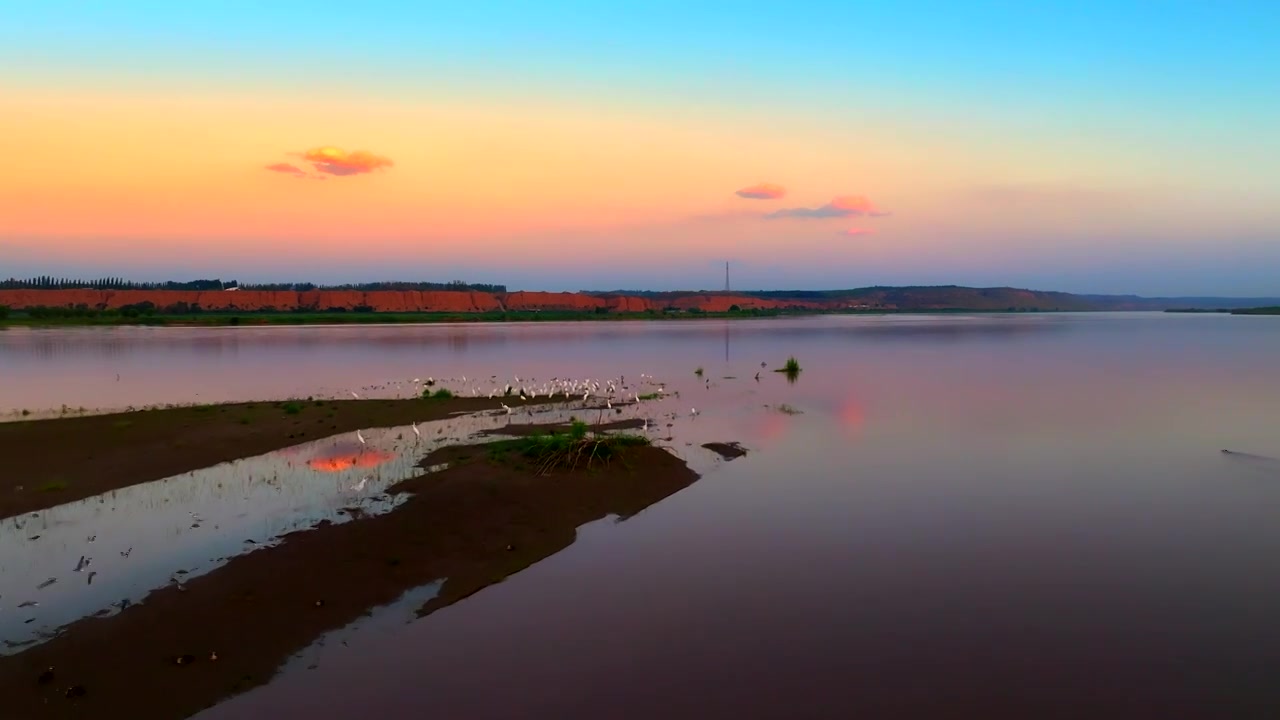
2, 1, 1277, 295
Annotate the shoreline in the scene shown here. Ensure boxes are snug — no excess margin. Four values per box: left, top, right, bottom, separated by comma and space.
0, 397, 570, 520
0, 429, 699, 719
0, 307, 1127, 329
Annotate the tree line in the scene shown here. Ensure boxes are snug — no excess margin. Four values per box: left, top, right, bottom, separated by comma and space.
0, 278, 506, 293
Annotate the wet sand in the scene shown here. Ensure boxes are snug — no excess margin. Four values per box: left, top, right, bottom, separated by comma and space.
0, 397, 565, 520
0, 437, 698, 719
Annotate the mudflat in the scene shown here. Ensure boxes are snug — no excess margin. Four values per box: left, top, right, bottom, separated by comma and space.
0, 437, 699, 719
0, 397, 562, 520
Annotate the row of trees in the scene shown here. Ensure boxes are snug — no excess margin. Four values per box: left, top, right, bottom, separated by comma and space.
1, 277, 233, 290
1, 278, 507, 293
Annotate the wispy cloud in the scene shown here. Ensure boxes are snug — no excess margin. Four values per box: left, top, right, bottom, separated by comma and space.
735, 183, 786, 200
300, 147, 393, 176
841, 227, 875, 236
265, 162, 305, 176
767, 195, 890, 219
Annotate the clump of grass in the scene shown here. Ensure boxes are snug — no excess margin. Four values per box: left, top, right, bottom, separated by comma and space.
112, 419, 134, 428
776, 403, 803, 415
694, 366, 704, 377
39, 480, 68, 492
772, 356, 802, 383
637, 392, 660, 401
281, 401, 304, 415
423, 387, 454, 400
772, 356, 802, 373
489, 420, 650, 475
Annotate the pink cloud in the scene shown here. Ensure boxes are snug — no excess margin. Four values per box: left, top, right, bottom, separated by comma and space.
735, 183, 786, 200
265, 162, 305, 176
767, 194, 890, 219
300, 147, 394, 176
842, 227, 875, 236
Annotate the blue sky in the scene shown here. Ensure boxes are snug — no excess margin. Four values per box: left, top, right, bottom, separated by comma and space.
1, 1, 1277, 295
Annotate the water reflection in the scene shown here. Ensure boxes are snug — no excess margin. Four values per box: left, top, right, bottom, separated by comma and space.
4, 313, 1280, 716
0, 314, 1121, 416
0, 403, 687, 651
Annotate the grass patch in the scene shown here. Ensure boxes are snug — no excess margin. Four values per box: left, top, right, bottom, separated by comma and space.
423, 387, 455, 400
772, 356, 802, 382
487, 420, 650, 475
636, 392, 661, 401
281, 401, 305, 415
112, 419, 134, 428
773, 356, 802, 373
776, 403, 803, 415
237, 417, 253, 425
39, 480, 68, 492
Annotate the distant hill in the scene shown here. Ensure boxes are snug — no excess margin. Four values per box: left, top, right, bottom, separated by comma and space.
1076, 294, 1280, 310
595, 286, 1280, 312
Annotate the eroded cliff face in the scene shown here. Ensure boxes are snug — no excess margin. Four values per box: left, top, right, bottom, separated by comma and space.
0, 289, 657, 313
0, 287, 1100, 313
0, 289, 500, 313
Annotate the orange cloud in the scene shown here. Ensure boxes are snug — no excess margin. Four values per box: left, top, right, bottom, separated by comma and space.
767, 195, 890, 219
300, 146, 394, 176
842, 227, 875, 236
735, 182, 786, 200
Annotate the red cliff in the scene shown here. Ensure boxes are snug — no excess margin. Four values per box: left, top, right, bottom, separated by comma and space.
0, 289, 834, 314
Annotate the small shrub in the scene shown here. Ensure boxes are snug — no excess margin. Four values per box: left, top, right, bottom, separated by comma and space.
423, 387, 454, 400
489, 421, 649, 475
282, 401, 304, 415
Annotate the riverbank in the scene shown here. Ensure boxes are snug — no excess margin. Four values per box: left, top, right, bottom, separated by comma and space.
0, 306, 1111, 328
0, 429, 698, 719
0, 397, 568, 520
0, 309, 794, 327
1165, 307, 1280, 315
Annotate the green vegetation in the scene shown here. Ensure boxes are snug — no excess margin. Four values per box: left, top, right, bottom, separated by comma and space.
0, 305, 8, 320
0, 307, 805, 328
281, 401, 305, 415
423, 387, 455, 400
771, 356, 802, 383
637, 392, 661, 401
775, 404, 803, 415
1231, 306, 1280, 315
39, 480, 68, 492
486, 420, 650, 475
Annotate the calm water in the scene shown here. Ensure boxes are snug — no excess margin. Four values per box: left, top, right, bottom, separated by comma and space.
4, 313, 1280, 716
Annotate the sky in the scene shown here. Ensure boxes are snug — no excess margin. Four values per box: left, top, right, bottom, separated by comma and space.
1, 1, 1278, 296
